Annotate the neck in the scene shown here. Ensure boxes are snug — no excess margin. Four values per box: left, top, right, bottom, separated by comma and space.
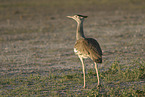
76, 20, 85, 40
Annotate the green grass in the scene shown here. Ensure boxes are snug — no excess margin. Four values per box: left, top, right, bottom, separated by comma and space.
0, 60, 144, 96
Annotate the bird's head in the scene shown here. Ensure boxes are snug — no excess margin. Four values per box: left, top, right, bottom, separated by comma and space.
67, 14, 88, 23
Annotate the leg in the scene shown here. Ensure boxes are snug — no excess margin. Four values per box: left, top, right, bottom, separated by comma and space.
94, 62, 100, 86
79, 57, 86, 88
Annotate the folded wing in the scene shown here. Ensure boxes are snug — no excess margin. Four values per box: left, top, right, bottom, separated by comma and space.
74, 38, 102, 63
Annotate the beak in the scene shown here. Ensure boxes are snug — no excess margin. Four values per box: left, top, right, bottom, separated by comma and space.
66, 16, 73, 18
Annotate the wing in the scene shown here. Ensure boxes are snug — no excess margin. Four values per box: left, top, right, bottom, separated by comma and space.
74, 38, 102, 63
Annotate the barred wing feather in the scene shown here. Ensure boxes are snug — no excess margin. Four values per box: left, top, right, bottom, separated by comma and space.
74, 38, 102, 63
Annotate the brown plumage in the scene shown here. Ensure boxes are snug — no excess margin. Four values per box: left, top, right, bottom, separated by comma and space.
75, 38, 102, 63
67, 14, 102, 88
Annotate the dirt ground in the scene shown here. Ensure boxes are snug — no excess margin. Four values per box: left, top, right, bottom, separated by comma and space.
0, 0, 145, 96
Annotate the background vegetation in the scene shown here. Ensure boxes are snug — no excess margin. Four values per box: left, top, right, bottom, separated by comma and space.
0, 0, 145, 96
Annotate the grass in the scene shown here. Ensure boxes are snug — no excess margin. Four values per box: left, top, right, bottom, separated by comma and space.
0, 0, 145, 96
0, 60, 144, 96
0, 0, 145, 9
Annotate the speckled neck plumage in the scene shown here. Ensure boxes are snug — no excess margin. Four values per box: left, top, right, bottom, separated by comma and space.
76, 20, 85, 40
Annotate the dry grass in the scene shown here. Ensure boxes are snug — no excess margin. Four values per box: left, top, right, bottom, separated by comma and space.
0, 0, 145, 96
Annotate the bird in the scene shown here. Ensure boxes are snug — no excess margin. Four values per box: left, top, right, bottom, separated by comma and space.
67, 14, 103, 88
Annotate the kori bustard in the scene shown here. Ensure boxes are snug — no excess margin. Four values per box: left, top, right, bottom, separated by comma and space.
67, 14, 102, 88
